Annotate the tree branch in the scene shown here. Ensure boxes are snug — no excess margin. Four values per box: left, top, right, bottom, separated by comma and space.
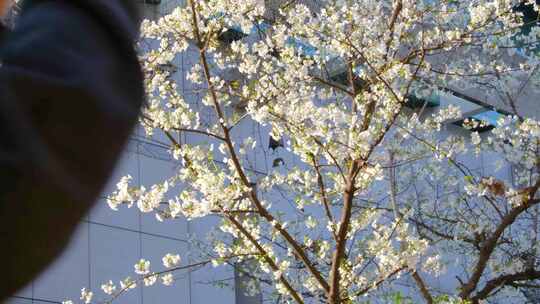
187, 0, 330, 294
459, 181, 540, 299
412, 271, 434, 304
470, 269, 540, 303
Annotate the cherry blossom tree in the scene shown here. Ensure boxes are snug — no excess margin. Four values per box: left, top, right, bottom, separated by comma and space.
66, 0, 540, 303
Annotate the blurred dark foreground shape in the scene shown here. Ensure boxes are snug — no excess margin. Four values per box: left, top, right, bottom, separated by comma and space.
0, 0, 144, 300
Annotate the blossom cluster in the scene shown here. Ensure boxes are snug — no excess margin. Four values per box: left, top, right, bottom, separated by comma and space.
79, 0, 540, 303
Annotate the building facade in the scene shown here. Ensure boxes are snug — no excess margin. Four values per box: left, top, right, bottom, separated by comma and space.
6, 0, 540, 303
8, 1, 237, 304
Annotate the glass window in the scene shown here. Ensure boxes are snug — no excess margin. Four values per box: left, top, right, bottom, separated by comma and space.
405, 92, 440, 109
514, 0, 539, 55
454, 110, 506, 133
471, 110, 505, 126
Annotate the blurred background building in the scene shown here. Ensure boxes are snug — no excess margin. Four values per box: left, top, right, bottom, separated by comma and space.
5, 0, 540, 303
